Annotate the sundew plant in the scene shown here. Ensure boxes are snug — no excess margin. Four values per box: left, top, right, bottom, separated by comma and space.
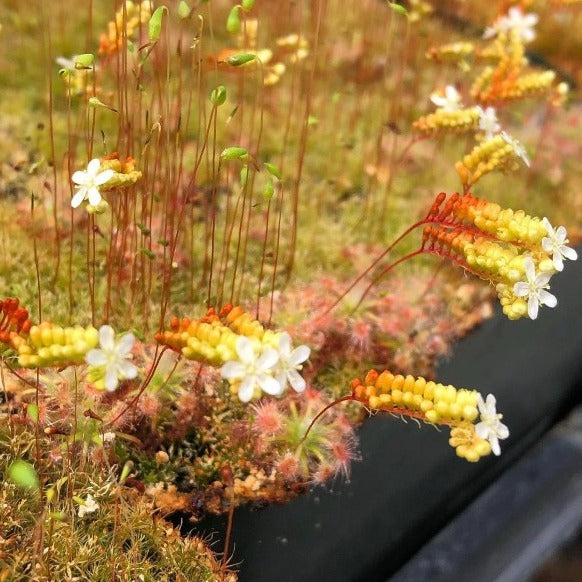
1, 0, 581, 579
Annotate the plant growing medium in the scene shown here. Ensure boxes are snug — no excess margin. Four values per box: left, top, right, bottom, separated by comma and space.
1, 0, 580, 579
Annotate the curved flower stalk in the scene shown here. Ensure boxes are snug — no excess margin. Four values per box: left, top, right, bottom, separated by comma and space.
350, 370, 509, 461
418, 193, 577, 320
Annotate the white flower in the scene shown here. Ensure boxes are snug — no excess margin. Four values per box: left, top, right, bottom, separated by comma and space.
475, 393, 509, 456
483, 7, 538, 43
85, 325, 138, 391
477, 106, 501, 139
501, 131, 530, 167
56, 55, 77, 71
220, 336, 281, 402
273, 332, 310, 393
103, 431, 116, 444
513, 257, 557, 320
78, 494, 99, 518
71, 159, 114, 208
430, 85, 462, 112
541, 217, 578, 272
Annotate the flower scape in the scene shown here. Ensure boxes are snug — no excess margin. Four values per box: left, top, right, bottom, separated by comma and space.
1, 0, 581, 580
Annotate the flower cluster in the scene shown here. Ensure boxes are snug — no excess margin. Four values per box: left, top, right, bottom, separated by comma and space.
351, 369, 509, 461
85, 325, 138, 391
98, 0, 152, 57
483, 8, 538, 43
454, 131, 529, 187
221, 333, 310, 402
421, 193, 577, 320
71, 155, 142, 213
157, 305, 311, 403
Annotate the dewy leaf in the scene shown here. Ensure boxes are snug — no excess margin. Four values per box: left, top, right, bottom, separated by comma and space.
149, 6, 168, 43
8, 460, 40, 491
389, 2, 408, 17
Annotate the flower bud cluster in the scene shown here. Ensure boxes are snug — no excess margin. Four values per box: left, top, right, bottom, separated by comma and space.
413, 107, 480, 136
449, 424, 492, 462
0, 298, 33, 349
155, 305, 267, 366
352, 369, 480, 425
350, 370, 507, 462
454, 134, 522, 186
472, 29, 557, 105
17, 323, 99, 368
426, 42, 474, 65
99, 1, 152, 57
99, 154, 143, 191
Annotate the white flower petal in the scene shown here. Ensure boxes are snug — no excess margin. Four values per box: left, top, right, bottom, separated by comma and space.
87, 158, 102, 175
513, 281, 530, 297
287, 369, 306, 393
88, 187, 102, 207
86, 349, 107, 366
95, 169, 114, 186
485, 393, 497, 410
71, 189, 86, 208
539, 289, 557, 308
257, 348, 279, 371
238, 377, 255, 402
220, 361, 246, 380
72, 170, 88, 185
524, 257, 535, 282
105, 368, 119, 392
116, 332, 135, 356
528, 296, 539, 320
535, 271, 553, 287
475, 422, 489, 440
99, 325, 115, 351
117, 360, 138, 380
496, 423, 510, 440
563, 247, 578, 261
258, 374, 283, 396
288, 345, 310, 366
235, 337, 255, 364
275, 372, 288, 391
278, 332, 292, 356
490, 435, 501, 456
